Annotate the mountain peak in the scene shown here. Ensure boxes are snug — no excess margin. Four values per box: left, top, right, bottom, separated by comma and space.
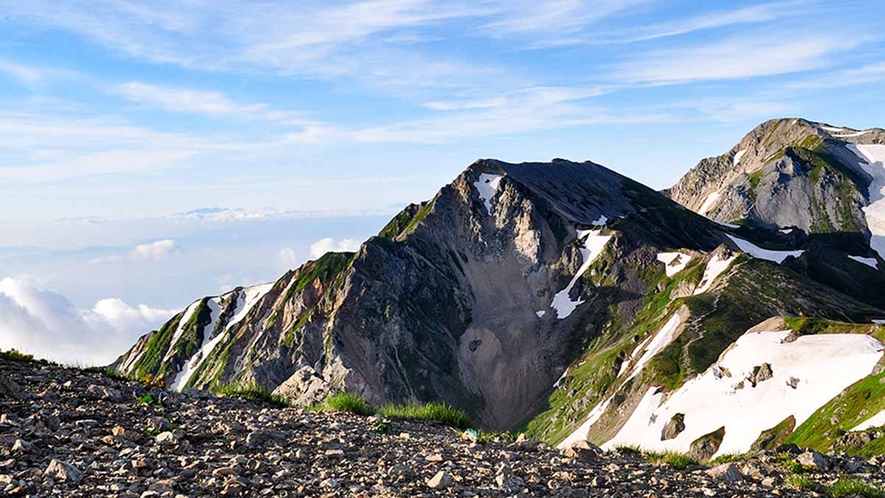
670, 117, 883, 236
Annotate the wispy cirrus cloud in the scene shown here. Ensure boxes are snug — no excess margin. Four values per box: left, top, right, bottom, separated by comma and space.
356, 86, 667, 144
116, 82, 268, 116
0, 59, 48, 85
479, 0, 650, 46
115, 81, 324, 127
605, 0, 802, 43
613, 33, 869, 85
779, 62, 885, 91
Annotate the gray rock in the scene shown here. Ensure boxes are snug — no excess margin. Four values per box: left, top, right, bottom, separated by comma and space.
387, 464, 412, 479
662, 413, 686, 440
155, 432, 178, 446
797, 450, 830, 470
11, 439, 31, 454
706, 463, 743, 483
45, 459, 82, 483
749, 363, 774, 387
427, 471, 453, 489
245, 429, 285, 448
0, 375, 26, 400
562, 440, 602, 463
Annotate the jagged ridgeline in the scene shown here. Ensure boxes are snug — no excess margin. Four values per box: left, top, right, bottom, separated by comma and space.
115, 119, 885, 458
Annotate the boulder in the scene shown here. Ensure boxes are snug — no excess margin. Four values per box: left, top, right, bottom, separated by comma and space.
427, 471, 453, 489
706, 463, 743, 483
45, 459, 82, 483
0, 375, 26, 400
661, 413, 686, 441
562, 440, 602, 463
690, 426, 726, 461
749, 363, 773, 387
797, 450, 830, 470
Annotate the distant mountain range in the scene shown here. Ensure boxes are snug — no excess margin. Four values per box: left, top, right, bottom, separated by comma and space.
114, 118, 885, 459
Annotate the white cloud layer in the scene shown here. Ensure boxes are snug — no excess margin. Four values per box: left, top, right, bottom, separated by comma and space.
91, 239, 178, 264
0, 277, 176, 365
277, 247, 299, 270
131, 239, 177, 260
309, 238, 361, 259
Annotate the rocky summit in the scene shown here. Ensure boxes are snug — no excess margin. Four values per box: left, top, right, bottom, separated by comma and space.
5, 356, 885, 498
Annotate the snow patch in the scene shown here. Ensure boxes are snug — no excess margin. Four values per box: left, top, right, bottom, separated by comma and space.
171, 297, 223, 391
592, 215, 608, 226
726, 235, 804, 264
560, 313, 684, 449
713, 220, 741, 229
698, 192, 720, 216
474, 173, 503, 215
874, 320, 885, 325
849, 255, 879, 269
604, 331, 884, 458
550, 230, 612, 319
847, 144, 885, 261
835, 130, 872, 138
821, 125, 848, 133
657, 252, 693, 278
733, 149, 747, 166
694, 254, 737, 295
780, 228, 794, 234
553, 368, 569, 388
536, 310, 546, 318
558, 396, 614, 449
853, 409, 885, 432
623, 314, 683, 385
229, 283, 274, 331
162, 300, 202, 363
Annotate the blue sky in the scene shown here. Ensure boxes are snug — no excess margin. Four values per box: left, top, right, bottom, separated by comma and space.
0, 0, 884, 363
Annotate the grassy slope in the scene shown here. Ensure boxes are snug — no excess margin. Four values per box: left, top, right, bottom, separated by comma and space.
787, 371, 885, 457
531, 250, 882, 446
523, 250, 705, 443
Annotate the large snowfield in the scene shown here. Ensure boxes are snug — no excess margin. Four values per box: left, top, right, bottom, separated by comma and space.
603, 330, 884, 458
848, 144, 885, 261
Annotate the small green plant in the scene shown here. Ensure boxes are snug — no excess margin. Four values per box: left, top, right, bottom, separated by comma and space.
827, 478, 885, 498
644, 451, 700, 470
84, 366, 129, 382
216, 383, 290, 408
136, 392, 163, 406
785, 474, 816, 491
475, 431, 514, 444
371, 418, 392, 433
310, 392, 375, 416
614, 445, 642, 455
709, 452, 750, 465
378, 402, 472, 430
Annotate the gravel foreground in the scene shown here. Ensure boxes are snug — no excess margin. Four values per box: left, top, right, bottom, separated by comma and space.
2, 358, 885, 497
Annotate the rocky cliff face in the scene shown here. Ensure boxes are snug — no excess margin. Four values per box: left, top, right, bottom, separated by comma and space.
114, 129, 885, 453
